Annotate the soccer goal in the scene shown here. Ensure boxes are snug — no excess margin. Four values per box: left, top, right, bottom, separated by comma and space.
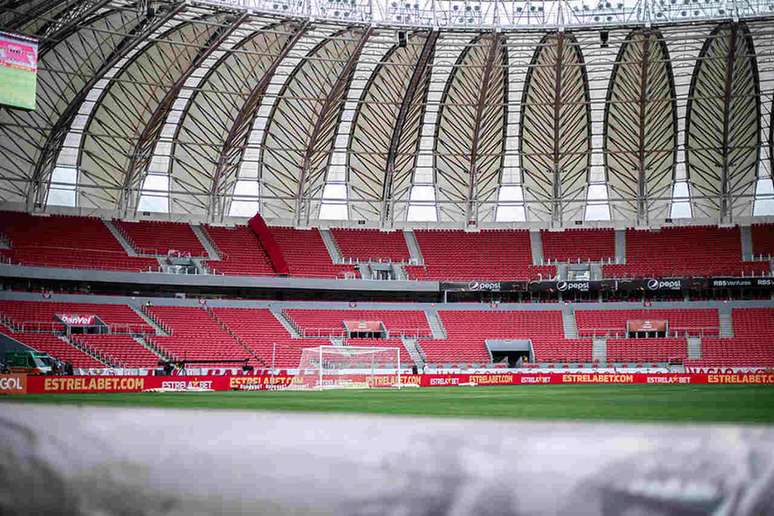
290, 346, 402, 390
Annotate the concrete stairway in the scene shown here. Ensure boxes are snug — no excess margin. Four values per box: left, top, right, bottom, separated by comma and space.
330, 336, 345, 347
132, 335, 172, 362
425, 310, 447, 339
103, 220, 139, 256
614, 230, 627, 264
719, 306, 734, 337
687, 336, 702, 360
592, 337, 607, 363
740, 226, 753, 261
402, 337, 425, 368
191, 225, 221, 260
319, 228, 344, 263
130, 305, 169, 336
529, 231, 543, 265
403, 230, 424, 265
561, 305, 578, 338
270, 306, 302, 338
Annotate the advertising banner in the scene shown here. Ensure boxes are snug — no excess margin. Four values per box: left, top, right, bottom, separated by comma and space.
0, 31, 37, 110
56, 314, 99, 326
627, 319, 668, 332
0, 374, 27, 394
6, 372, 773, 395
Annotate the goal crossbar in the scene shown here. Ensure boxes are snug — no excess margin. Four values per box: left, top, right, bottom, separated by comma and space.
292, 345, 402, 390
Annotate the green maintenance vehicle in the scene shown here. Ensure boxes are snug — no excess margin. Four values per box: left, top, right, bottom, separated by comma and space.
3, 350, 55, 375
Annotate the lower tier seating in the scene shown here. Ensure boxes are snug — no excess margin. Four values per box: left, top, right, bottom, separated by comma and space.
71, 334, 161, 368
145, 307, 256, 365
211, 308, 330, 368
0, 300, 152, 333
283, 309, 432, 337
606, 338, 687, 363
574, 309, 719, 337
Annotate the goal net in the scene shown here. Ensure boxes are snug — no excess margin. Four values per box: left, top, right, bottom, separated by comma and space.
290, 346, 402, 390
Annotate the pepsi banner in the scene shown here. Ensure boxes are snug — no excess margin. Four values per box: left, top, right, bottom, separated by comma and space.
440, 281, 527, 292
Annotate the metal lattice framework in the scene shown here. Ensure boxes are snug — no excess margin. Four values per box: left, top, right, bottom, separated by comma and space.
1, 0, 774, 228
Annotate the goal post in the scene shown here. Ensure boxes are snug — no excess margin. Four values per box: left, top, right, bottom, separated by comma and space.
291, 346, 402, 390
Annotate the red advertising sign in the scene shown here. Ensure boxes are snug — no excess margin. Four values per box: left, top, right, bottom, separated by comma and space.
343, 320, 383, 332
627, 319, 668, 332
10, 372, 774, 395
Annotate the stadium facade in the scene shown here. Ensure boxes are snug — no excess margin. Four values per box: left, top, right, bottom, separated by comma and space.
2, 0, 774, 229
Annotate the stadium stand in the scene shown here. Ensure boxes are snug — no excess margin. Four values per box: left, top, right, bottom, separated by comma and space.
0, 300, 152, 333
0, 211, 158, 272
541, 228, 615, 263
330, 229, 411, 262
210, 308, 330, 368
574, 309, 720, 337
420, 311, 592, 365
687, 308, 774, 366
603, 226, 769, 278
283, 309, 432, 337
1, 331, 105, 369
144, 306, 256, 364
606, 338, 687, 363
406, 230, 555, 281
270, 227, 356, 278
752, 224, 774, 258
70, 334, 160, 368
203, 225, 276, 276
114, 220, 206, 256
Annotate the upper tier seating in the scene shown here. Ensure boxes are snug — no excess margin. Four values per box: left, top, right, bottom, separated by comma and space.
603, 226, 769, 278
574, 309, 719, 337
0, 300, 152, 333
115, 220, 206, 256
211, 308, 330, 368
541, 229, 615, 263
283, 309, 432, 338
71, 334, 160, 368
330, 229, 410, 262
270, 227, 356, 278
688, 308, 774, 366
752, 224, 774, 258
2, 331, 105, 368
406, 230, 555, 281
203, 225, 275, 276
606, 338, 687, 363
145, 306, 255, 364
421, 311, 592, 365
0, 211, 158, 271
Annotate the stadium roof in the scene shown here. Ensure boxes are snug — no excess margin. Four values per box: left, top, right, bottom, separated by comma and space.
0, 0, 773, 228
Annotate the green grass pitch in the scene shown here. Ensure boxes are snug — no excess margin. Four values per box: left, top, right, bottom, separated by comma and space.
5, 385, 774, 423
